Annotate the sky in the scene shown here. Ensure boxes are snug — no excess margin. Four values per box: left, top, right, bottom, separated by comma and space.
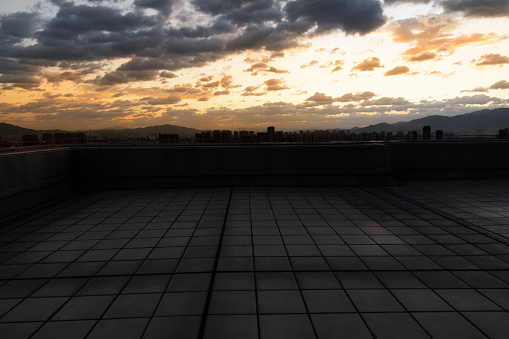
0, 0, 508, 131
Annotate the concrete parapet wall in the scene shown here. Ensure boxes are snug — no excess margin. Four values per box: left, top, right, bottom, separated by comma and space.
2, 142, 509, 222
74, 145, 393, 188
390, 142, 509, 179
0, 149, 76, 220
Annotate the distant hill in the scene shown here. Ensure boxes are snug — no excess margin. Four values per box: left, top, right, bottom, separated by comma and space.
122, 124, 200, 137
0, 122, 201, 138
0, 123, 36, 136
89, 124, 201, 137
349, 108, 509, 133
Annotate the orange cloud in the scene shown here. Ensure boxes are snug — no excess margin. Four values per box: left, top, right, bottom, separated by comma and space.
301, 60, 319, 69
305, 92, 333, 103
409, 52, 437, 62
264, 78, 289, 91
336, 91, 376, 102
143, 95, 182, 105
475, 54, 509, 66
244, 62, 289, 75
389, 16, 504, 59
321, 60, 344, 72
214, 90, 230, 96
385, 66, 410, 76
352, 57, 383, 72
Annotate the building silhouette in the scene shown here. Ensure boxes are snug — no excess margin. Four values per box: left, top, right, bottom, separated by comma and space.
423, 126, 431, 140
159, 133, 179, 144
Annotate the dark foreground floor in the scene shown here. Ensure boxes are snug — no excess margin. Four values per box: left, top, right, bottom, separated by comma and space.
1, 180, 509, 338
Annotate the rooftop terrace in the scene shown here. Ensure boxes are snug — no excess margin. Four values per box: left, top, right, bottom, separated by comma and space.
1, 144, 509, 338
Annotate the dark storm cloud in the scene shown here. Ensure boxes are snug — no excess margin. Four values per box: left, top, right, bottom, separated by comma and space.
441, 0, 509, 17
192, 0, 272, 16
384, 0, 432, 4
0, 0, 390, 88
0, 12, 41, 39
98, 69, 160, 85
43, 3, 158, 39
209, 0, 284, 26
285, 0, 386, 35
134, 0, 182, 16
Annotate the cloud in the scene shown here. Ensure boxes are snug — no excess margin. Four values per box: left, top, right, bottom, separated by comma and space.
475, 53, 509, 66
361, 97, 411, 106
384, 0, 432, 4
0, 12, 42, 39
201, 80, 221, 88
241, 85, 265, 96
160, 71, 178, 78
263, 78, 289, 91
389, 16, 504, 60
285, 0, 386, 35
305, 92, 334, 103
144, 95, 182, 105
321, 60, 344, 72
305, 91, 376, 105
441, 0, 509, 18
352, 57, 383, 72
301, 60, 319, 69
461, 87, 488, 93
214, 89, 230, 96
409, 51, 436, 62
336, 91, 376, 102
134, 0, 181, 16
384, 65, 410, 76
220, 75, 240, 89
244, 62, 289, 75
490, 80, 509, 89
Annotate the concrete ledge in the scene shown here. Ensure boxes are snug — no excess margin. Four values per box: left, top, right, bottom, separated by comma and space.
74, 145, 393, 188
390, 142, 509, 180
0, 149, 76, 220
2, 142, 509, 221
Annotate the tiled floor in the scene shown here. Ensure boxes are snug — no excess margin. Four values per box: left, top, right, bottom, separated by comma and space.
1, 180, 509, 338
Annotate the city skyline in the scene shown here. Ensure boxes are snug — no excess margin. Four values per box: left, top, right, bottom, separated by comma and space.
0, 0, 508, 131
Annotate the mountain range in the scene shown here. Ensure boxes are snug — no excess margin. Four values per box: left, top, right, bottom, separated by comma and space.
1, 108, 508, 137
349, 108, 509, 134
0, 123, 201, 137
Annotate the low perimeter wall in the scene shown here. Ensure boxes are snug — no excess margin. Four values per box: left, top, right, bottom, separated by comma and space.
391, 142, 509, 179
74, 144, 392, 188
0, 149, 76, 221
1, 142, 509, 221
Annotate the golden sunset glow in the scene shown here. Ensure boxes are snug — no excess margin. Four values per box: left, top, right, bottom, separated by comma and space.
0, 0, 508, 131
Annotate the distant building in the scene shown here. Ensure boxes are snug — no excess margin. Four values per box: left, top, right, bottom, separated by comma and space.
42, 133, 53, 143
407, 131, 417, 141
499, 128, 508, 139
53, 133, 87, 144
423, 126, 431, 140
436, 130, 444, 140
22, 134, 39, 145
159, 133, 179, 144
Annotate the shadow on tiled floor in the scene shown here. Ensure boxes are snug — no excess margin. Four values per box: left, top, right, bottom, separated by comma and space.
1, 180, 509, 338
